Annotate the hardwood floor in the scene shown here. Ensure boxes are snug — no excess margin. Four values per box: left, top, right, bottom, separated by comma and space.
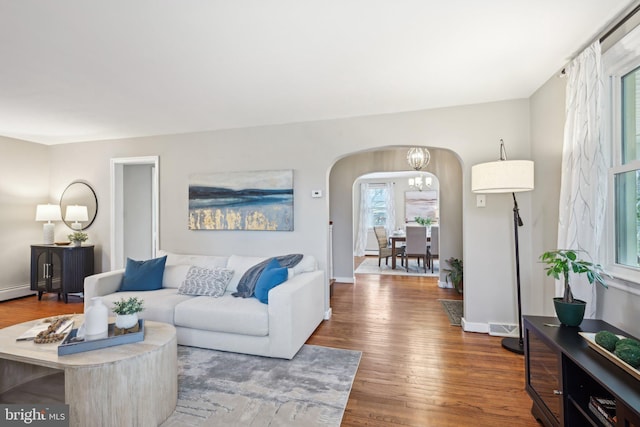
0, 293, 83, 329
307, 270, 539, 426
0, 274, 538, 426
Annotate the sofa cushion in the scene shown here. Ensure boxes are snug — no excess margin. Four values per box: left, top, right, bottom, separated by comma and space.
178, 266, 234, 297
254, 259, 288, 304
120, 256, 167, 292
162, 264, 191, 289
174, 294, 269, 337
157, 250, 229, 269
101, 288, 192, 325
226, 255, 267, 294
291, 255, 317, 275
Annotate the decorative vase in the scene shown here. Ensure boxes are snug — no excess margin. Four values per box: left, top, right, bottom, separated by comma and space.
85, 297, 108, 340
72, 241, 81, 247
553, 297, 586, 327
115, 313, 138, 329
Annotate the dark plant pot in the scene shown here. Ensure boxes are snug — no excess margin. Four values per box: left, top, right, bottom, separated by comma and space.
553, 297, 586, 327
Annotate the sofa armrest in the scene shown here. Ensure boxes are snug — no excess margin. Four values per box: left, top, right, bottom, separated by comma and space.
83, 269, 125, 312
267, 270, 325, 359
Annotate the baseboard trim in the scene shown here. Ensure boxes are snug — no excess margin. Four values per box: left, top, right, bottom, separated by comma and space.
0, 285, 36, 302
333, 276, 354, 284
462, 319, 489, 334
324, 307, 332, 320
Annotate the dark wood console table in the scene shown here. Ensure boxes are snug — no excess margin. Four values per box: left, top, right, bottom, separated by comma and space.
30, 245, 94, 303
524, 315, 640, 426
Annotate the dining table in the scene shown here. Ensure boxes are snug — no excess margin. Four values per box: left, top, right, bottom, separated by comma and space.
389, 235, 406, 269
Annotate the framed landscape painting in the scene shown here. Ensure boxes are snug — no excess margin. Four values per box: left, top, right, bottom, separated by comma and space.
188, 170, 293, 231
405, 190, 438, 222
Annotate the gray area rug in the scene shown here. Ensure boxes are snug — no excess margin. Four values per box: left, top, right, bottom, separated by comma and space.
439, 299, 463, 326
161, 344, 362, 427
355, 257, 439, 277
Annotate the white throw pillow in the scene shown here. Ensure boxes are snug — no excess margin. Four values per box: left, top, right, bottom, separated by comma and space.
157, 250, 229, 269
162, 264, 191, 289
291, 255, 317, 275
177, 266, 234, 297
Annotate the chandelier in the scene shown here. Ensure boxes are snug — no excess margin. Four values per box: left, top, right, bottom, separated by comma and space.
408, 174, 433, 191
406, 147, 430, 171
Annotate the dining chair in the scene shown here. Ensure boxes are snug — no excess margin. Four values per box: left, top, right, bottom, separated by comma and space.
403, 225, 428, 273
373, 226, 404, 267
428, 225, 439, 273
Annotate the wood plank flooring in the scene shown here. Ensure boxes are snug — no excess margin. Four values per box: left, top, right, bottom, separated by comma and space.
0, 271, 538, 426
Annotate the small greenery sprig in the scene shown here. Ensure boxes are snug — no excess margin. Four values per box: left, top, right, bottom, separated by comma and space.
68, 231, 88, 243
112, 297, 144, 315
414, 216, 432, 226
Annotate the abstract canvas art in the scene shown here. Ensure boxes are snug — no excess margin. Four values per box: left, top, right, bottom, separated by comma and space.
188, 170, 293, 231
405, 190, 438, 222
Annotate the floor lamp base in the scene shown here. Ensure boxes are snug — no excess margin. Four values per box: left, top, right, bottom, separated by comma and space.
501, 337, 524, 355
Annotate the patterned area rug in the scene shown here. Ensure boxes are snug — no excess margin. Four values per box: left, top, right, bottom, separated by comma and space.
354, 257, 439, 277
161, 344, 361, 427
439, 299, 463, 326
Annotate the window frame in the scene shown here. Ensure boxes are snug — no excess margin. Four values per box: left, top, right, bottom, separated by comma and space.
604, 42, 640, 285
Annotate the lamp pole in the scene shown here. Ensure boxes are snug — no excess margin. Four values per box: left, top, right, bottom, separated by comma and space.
501, 193, 524, 354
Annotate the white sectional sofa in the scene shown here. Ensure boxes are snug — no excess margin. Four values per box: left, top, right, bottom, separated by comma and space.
83, 251, 325, 359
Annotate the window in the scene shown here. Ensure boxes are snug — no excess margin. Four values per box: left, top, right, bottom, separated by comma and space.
614, 67, 640, 268
605, 31, 640, 282
367, 185, 389, 228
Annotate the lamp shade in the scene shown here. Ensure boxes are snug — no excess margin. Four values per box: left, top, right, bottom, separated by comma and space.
471, 160, 534, 193
65, 205, 89, 222
35, 204, 62, 222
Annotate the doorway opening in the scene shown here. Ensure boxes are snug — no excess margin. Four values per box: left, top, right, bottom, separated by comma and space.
110, 156, 159, 270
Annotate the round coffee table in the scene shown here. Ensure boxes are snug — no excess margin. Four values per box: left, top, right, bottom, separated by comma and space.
0, 315, 177, 427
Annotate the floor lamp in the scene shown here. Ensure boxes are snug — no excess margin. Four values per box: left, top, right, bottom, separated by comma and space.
471, 140, 534, 355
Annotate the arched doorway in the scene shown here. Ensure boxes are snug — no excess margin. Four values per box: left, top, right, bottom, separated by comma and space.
328, 146, 462, 286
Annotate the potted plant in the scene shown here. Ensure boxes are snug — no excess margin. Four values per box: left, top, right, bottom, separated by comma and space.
540, 249, 609, 326
68, 231, 88, 247
443, 257, 463, 294
414, 216, 432, 226
112, 297, 144, 329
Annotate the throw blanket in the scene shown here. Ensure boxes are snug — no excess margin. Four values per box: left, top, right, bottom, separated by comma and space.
232, 254, 303, 298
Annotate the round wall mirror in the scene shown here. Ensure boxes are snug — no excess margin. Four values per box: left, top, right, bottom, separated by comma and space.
60, 181, 98, 230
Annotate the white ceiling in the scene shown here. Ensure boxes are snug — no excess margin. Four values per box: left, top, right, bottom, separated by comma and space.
0, 0, 635, 145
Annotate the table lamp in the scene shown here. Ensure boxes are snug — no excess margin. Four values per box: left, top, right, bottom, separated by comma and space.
65, 205, 89, 230
36, 204, 62, 245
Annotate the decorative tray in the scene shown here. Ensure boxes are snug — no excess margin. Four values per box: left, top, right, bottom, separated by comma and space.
579, 332, 640, 381
58, 320, 144, 356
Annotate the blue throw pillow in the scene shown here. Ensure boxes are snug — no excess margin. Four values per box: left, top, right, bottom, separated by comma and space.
254, 258, 288, 304
120, 256, 167, 292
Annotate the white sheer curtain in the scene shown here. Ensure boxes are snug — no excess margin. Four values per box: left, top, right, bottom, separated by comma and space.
384, 182, 396, 235
557, 41, 608, 318
354, 182, 371, 256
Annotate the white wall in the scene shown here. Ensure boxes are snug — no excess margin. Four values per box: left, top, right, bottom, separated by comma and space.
0, 137, 49, 298
529, 72, 566, 317
15, 98, 530, 331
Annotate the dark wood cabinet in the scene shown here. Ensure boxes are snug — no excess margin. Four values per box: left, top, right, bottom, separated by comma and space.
524, 316, 640, 427
30, 245, 94, 303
